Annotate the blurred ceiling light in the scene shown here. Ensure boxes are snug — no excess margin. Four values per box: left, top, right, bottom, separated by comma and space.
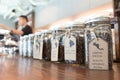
0, 0, 53, 21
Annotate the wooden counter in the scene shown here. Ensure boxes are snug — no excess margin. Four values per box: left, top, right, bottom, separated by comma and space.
0, 55, 120, 80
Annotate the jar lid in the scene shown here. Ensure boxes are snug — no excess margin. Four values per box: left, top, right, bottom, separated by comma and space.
65, 21, 85, 29
56, 29, 66, 32
72, 23, 85, 28
85, 16, 110, 24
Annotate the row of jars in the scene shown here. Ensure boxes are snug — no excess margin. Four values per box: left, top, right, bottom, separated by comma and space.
19, 17, 113, 70
19, 26, 85, 64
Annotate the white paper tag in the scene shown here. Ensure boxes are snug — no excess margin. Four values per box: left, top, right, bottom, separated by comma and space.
19, 41, 23, 56
89, 38, 108, 70
23, 40, 27, 56
64, 36, 76, 61
51, 39, 59, 61
27, 40, 32, 57
39, 39, 43, 60
33, 37, 40, 59
33, 40, 37, 58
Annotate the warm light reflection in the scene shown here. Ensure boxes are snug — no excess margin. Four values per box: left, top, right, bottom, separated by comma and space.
34, 2, 113, 31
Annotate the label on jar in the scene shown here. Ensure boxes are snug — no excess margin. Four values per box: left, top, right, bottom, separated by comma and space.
33, 38, 39, 59
33, 40, 36, 57
23, 40, 27, 56
89, 38, 108, 70
19, 41, 23, 56
39, 39, 43, 60
27, 40, 32, 57
51, 39, 59, 61
64, 36, 76, 61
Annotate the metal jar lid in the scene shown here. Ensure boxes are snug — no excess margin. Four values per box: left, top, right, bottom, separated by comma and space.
85, 17, 111, 28
71, 23, 85, 29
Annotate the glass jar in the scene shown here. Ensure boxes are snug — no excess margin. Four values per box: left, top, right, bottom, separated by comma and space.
50, 30, 59, 61
38, 33, 44, 60
43, 31, 52, 61
64, 29, 77, 64
31, 34, 34, 57
19, 36, 23, 56
22, 35, 28, 57
27, 34, 34, 57
51, 30, 66, 62
85, 17, 113, 70
64, 23, 85, 65
72, 24, 85, 65
33, 32, 41, 59
57, 30, 66, 62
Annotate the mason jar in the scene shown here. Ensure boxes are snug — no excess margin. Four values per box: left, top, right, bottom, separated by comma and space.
33, 32, 41, 59
50, 30, 66, 62
31, 34, 34, 57
43, 30, 52, 61
37, 32, 44, 60
64, 28, 77, 64
72, 24, 85, 65
85, 17, 113, 70
22, 35, 28, 57
27, 34, 34, 57
19, 36, 23, 56
64, 23, 85, 65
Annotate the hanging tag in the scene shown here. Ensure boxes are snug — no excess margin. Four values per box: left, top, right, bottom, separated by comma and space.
65, 36, 76, 61
19, 40, 23, 56
23, 38, 27, 57
28, 40, 32, 57
51, 38, 59, 61
33, 37, 39, 59
39, 39, 43, 60
89, 38, 108, 70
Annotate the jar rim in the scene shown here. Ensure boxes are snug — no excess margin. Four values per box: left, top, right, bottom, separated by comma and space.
85, 17, 110, 24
